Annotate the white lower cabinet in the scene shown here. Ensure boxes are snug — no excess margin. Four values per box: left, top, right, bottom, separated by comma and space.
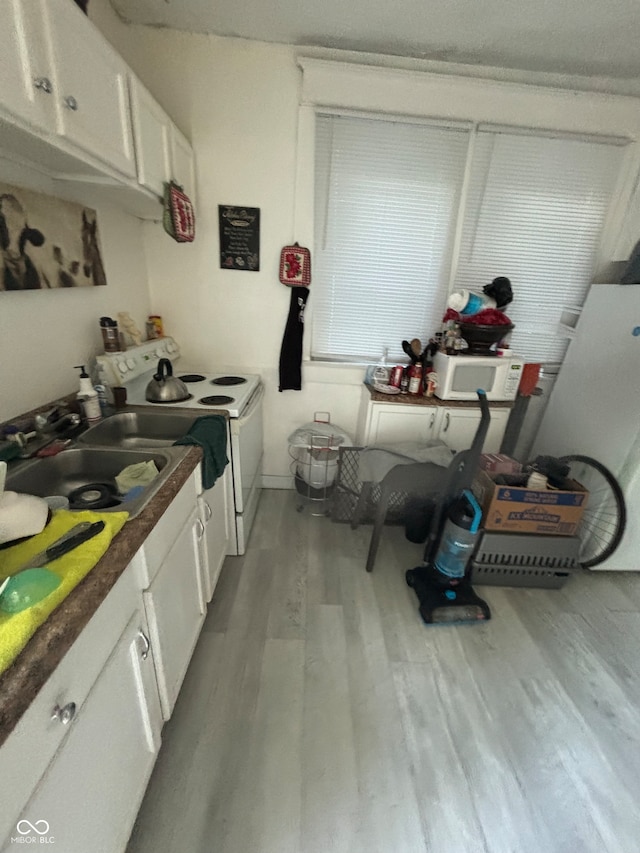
13, 610, 162, 853
357, 390, 511, 454
438, 406, 510, 453
143, 505, 205, 719
0, 465, 228, 852
197, 464, 231, 602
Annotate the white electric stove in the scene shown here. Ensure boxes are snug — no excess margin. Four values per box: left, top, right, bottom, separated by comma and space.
95, 338, 264, 555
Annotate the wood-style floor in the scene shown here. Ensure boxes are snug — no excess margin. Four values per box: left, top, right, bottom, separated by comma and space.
127, 489, 640, 853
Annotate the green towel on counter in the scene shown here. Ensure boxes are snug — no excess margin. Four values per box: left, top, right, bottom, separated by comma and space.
174, 415, 229, 489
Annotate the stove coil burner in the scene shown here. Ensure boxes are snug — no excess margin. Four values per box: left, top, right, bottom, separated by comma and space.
178, 374, 206, 383
198, 395, 235, 406
211, 376, 247, 386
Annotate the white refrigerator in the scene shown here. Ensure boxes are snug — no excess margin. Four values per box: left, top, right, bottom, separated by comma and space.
532, 283, 640, 571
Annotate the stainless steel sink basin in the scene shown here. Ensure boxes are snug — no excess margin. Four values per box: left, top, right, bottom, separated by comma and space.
5, 446, 188, 520
77, 410, 198, 449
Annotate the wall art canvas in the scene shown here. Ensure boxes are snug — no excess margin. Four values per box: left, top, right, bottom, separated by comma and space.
0, 182, 107, 291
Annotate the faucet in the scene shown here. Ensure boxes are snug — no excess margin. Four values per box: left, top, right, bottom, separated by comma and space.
35, 404, 80, 434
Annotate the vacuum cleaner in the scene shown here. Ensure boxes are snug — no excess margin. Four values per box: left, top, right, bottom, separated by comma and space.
406, 390, 492, 625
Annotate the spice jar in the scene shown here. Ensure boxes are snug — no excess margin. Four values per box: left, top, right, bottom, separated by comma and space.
99, 316, 121, 353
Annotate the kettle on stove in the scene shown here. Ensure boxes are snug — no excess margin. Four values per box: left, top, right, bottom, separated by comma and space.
145, 358, 190, 403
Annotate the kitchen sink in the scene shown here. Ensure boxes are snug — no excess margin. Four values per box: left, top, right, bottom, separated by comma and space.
77, 410, 199, 449
5, 446, 188, 520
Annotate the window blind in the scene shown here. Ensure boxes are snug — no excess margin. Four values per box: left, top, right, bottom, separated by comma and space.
453, 130, 626, 362
313, 113, 470, 362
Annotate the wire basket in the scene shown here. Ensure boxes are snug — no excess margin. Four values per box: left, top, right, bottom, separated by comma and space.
288, 413, 351, 516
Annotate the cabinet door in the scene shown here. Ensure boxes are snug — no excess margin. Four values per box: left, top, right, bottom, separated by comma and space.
170, 124, 196, 202
143, 509, 205, 720
130, 77, 171, 197
0, 0, 53, 130
438, 407, 509, 454
198, 467, 231, 601
42, 0, 136, 178
367, 403, 440, 445
14, 611, 162, 853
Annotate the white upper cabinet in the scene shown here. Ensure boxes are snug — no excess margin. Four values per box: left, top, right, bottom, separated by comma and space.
0, 0, 53, 130
42, 0, 136, 179
170, 124, 196, 203
0, 0, 196, 217
130, 77, 172, 197
129, 76, 196, 204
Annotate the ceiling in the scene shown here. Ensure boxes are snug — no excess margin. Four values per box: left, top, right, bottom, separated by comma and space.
109, 0, 640, 81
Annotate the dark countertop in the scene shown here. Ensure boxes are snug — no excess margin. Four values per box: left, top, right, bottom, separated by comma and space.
364, 384, 514, 408
0, 445, 203, 749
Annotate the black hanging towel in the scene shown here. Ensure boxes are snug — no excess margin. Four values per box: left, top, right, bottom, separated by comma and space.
278, 287, 309, 391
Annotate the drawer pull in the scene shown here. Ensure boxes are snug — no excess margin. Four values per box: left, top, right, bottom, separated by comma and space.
196, 518, 205, 540
64, 95, 78, 111
138, 629, 151, 660
443, 412, 450, 432
51, 702, 76, 725
204, 501, 212, 522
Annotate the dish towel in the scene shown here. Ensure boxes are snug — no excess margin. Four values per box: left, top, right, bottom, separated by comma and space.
174, 415, 229, 489
0, 509, 128, 676
279, 286, 309, 391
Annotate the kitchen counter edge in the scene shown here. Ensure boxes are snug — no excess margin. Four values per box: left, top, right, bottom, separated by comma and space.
364, 383, 514, 407
0, 445, 203, 748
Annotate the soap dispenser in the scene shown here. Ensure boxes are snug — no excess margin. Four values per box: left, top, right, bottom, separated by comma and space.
75, 365, 102, 424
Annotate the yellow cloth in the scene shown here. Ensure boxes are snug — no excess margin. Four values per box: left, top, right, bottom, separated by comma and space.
0, 509, 128, 675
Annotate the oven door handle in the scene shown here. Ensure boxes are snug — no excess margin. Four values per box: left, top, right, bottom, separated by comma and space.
231, 383, 264, 432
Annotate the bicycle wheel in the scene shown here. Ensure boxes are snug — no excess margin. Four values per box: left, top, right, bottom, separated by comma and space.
559, 455, 626, 569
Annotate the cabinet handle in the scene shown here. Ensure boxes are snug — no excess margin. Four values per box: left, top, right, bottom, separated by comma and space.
63, 95, 78, 111
196, 518, 205, 540
429, 412, 435, 429
204, 500, 212, 522
33, 77, 53, 94
443, 412, 450, 432
138, 629, 151, 660
51, 702, 76, 725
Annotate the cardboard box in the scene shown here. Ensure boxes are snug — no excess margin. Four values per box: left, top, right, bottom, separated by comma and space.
473, 469, 588, 536
478, 453, 522, 475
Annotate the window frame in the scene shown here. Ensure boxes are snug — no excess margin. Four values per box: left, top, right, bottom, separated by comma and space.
294, 59, 640, 367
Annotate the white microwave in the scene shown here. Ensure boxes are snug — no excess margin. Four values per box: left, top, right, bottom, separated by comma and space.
433, 351, 524, 401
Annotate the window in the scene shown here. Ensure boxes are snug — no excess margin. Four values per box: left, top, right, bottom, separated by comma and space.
312, 112, 626, 364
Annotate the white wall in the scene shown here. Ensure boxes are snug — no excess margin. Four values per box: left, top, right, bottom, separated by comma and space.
15, 4, 635, 484
0, 159, 151, 422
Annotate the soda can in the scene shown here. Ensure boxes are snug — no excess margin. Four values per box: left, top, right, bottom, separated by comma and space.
389, 365, 404, 387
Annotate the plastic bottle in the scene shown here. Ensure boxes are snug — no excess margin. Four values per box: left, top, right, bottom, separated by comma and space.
447, 289, 497, 315
75, 365, 102, 424
434, 490, 482, 579
372, 347, 390, 386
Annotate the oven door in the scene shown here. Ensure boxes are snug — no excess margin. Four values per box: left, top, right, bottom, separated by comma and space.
229, 384, 264, 513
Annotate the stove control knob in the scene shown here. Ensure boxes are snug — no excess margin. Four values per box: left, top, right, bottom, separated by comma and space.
127, 358, 136, 370
118, 361, 128, 373
155, 347, 163, 357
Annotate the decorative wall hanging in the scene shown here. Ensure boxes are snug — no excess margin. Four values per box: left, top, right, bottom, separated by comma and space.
0, 182, 106, 291
163, 181, 195, 243
219, 205, 260, 271
279, 243, 311, 287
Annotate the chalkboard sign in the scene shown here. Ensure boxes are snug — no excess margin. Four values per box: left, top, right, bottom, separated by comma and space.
219, 205, 260, 271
